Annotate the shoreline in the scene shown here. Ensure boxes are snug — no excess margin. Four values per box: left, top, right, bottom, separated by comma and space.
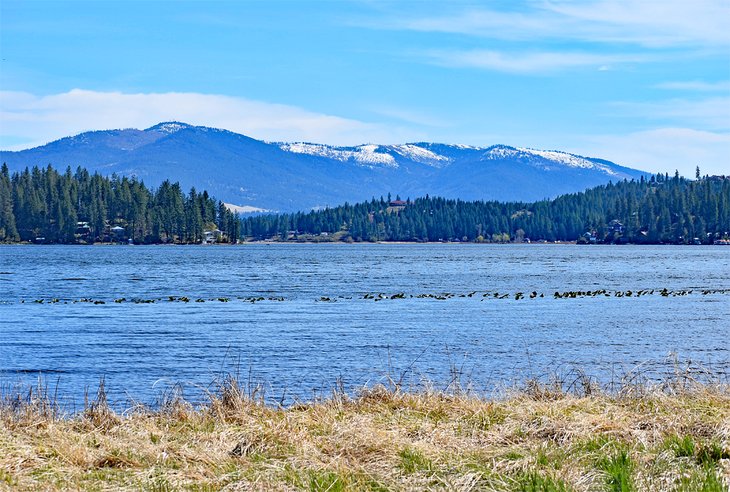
3, 240, 729, 247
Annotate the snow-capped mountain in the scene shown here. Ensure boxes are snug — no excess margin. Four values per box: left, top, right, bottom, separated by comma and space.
278, 141, 625, 175
0, 122, 648, 212
279, 142, 452, 168
481, 145, 621, 175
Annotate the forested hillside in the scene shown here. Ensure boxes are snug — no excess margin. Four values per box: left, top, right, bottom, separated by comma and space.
0, 164, 240, 243
243, 171, 730, 244
1, 164, 728, 245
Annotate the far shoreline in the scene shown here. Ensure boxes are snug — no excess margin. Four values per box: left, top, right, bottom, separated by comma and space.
3, 240, 729, 247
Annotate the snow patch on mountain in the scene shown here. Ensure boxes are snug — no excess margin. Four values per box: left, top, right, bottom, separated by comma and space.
516, 148, 617, 175
483, 145, 618, 176
279, 143, 397, 167
224, 203, 271, 214
449, 143, 482, 150
483, 145, 521, 160
280, 142, 454, 168
147, 122, 191, 134
389, 144, 451, 166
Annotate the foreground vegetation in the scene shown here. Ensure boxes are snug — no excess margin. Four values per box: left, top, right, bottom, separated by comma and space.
2, 375, 728, 491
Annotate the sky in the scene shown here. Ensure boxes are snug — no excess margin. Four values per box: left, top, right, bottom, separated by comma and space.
1, 0, 729, 176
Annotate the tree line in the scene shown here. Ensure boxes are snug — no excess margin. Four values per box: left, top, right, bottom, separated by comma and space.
1, 164, 728, 245
242, 172, 730, 244
0, 164, 240, 243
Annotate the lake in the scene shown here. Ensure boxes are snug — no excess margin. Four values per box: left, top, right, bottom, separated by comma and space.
1, 244, 728, 409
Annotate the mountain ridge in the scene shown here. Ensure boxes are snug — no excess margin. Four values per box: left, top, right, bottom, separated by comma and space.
0, 122, 648, 212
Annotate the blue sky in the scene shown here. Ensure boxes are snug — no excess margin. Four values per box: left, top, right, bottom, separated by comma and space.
1, 0, 728, 176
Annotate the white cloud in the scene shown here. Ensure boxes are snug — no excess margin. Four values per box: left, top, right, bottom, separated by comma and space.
571, 128, 730, 177
609, 97, 730, 131
422, 49, 649, 74
544, 0, 730, 48
0, 89, 422, 150
391, 0, 730, 48
368, 105, 450, 127
655, 80, 730, 92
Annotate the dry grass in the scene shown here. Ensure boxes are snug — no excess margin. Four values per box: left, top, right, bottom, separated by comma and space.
1, 375, 729, 491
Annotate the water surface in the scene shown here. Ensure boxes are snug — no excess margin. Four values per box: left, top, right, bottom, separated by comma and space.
1, 244, 728, 408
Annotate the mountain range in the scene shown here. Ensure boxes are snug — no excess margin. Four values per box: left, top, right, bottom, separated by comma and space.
0, 122, 648, 212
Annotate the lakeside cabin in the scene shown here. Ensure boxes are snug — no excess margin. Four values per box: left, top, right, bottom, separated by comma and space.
110, 226, 126, 242
608, 220, 624, 234
75, 221, 91, 241
203, 229, 223, 244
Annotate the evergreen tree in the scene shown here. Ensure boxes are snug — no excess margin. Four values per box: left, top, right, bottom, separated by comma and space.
2, 164, 729, 245
0, 163, 19, 241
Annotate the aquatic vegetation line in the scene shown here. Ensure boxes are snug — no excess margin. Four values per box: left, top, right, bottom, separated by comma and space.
1, 369, 728, 491
11, 288, 730, 306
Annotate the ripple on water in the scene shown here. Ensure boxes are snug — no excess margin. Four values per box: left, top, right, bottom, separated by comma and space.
0, 244, 728, 407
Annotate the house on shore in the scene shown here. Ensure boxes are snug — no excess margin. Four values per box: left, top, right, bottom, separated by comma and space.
203, 229, 223, 244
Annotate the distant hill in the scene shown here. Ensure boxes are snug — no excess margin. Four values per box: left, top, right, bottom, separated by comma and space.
0, 122, 648, 212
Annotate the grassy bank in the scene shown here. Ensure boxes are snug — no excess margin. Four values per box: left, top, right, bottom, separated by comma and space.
1, 377, 729, 491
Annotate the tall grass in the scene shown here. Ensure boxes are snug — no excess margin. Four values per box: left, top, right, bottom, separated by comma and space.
1, 363, 728, 491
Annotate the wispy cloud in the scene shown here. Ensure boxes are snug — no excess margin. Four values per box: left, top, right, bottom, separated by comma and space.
609, 96, 730, 131
544, 0, 730, 48
655, 80, 730, 92
422, 49, 649, 74
389, 0, 730, 48
0, 89, 423, 150
573, 128, 730, 177
361, 0, 728, 74
367, 105, 450, 127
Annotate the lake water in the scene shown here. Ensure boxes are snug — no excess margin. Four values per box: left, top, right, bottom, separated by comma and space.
1, 244, 728, 409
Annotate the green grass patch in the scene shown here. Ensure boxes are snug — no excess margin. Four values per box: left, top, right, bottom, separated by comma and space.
142, 468, 178, 492
577, 435, 622, 454
0, 468, 16, 487
596, 449, 635, 492
306, 469, 347, 492
664, 435, 729, 466
535, 446, 567, 470
666, 435, 696, 458
502, 450, 525, 461
185, 483, 220, 492
515, 471, 574, 491
461, 406, 507, 432
695, 441, 729, 467
675, 466, 726, 492
286, 468, 389, 492
398, 447, 433, 474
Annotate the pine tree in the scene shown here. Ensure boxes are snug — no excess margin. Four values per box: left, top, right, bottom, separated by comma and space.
0, 163, 19, 241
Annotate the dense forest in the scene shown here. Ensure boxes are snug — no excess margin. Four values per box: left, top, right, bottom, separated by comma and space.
1, 164, 728, 244
242, 170, 730, 244
0, 164, 240, 243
